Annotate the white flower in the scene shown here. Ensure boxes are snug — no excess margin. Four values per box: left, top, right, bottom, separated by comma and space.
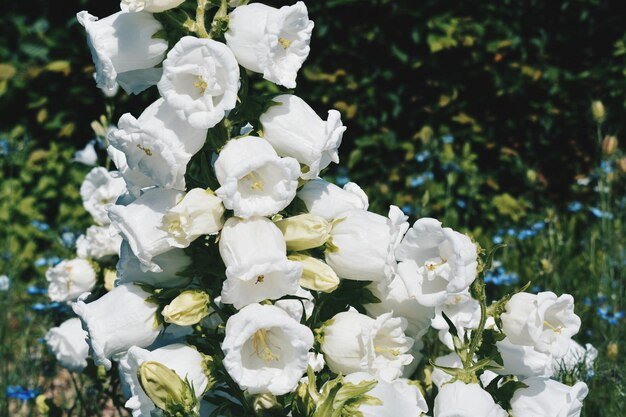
46, 258, 97, 302
320, 310, 414, 382
225, 2, 313, 88
108, 98, 208, 190
274, 287, 314, 321
275, 213, 331, 251
80, 167, 127, 225
395, 218, 478, 307
161, 188, 225, 248
510, 377, 589, 417
116, 241, 192, 289
325, 206, 408, 282
364, 272, 434, 339
260, 94, 345, 179
120, 343, 209, 417
431, 352, 498, 388
0, 275, 9, 291
433, 381, 508, 417
430, 297, 481, 350
107, 146, 157, 197
222, 303, 314, 395
297, 178, 369, 221
501, 291, 581, 357
121, 0, 185, 13
44, 318, 90, 372
496, 337, 554, 378
77, 10, 167, 94
343, 372, 428, 417
552, 339, 597, 376
76, 225, 122, 260
215, 137, 300, 218
158, 36, 239, 129
218, 216, 301, 309
72, 283, 161, 370
73, 141, 98, 166
108, 188, 185, 272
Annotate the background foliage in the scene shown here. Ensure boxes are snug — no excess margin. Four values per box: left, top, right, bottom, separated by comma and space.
1, 0, 624, 415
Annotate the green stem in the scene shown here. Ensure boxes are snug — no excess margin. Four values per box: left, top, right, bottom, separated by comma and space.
465, 288, 487, 369
195, 0, 210, 38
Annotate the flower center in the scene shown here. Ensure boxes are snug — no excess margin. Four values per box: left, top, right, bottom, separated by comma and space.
252, 329, 279, 363
374, 346, 401, 356
278, 37, 292, 49
194, 75, 208, 94
255, 275, 265, 284
242, 171, 265, 191
426, 258, 447, 271
136, 144, 153, 156
543, 320, 562, 333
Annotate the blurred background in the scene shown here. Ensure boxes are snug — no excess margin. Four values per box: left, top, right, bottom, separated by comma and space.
1, 0, 624, 415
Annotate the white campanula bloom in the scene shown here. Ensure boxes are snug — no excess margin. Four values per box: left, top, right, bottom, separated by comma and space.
76, 225, 122, 260
260, 94, 345, 179
320, 310, 414, 382
510, 377, 588, 417
108, 98, 208, 190
225, 2, 313, 88
120, 343, 209, 417
116, 241, 192, 289
73, 141, 98, 166
343, 372, 428, 417
296, 178, 369, 221
325, 206, 408, 282
108, 188, 185, 272
77, 10, 167, 94
274, 287, 314, 322
107, 146, 157, 197
218, 216, 301, 309
72, 283, 161, 370
46, 258, 97, 302
431, 352, 498, 389
496, 337, 554, 378
161, 188, 225, 248
501, 291, 581, 358
121, 0, 185, 13
80, 167, 127, 225
158, 36, 239, 129
430, 296, 481, 350
0, 275, 10, 291
552, 339, 597, 376
215, 137, 300, 218
44, 318, 90, 372
434, 381, 508, 417
395, 218, 478, 307
222, 303, 314, 395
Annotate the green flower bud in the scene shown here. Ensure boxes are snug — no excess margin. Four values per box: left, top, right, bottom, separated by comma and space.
252, 393, 281, 416
276, 214, 331, 251
162, 290, 210, 326
138, 361, 197, 415
288, 254, 339, 293
591, 100, 606, 123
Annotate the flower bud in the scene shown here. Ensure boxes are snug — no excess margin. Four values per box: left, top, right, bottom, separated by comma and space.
162, 188, 225, 248
607, 342, 618, 360
288, 254, 339, 293
619, 158, 626, 174
252, 393, 281, 416
275, 214, 331, 251
602, 135, 618, 156
103, 268, 117, 291
162, 290, 210, 326
591, 100, 606, 123
138, 361, 196, 414
121, 0, 186, 13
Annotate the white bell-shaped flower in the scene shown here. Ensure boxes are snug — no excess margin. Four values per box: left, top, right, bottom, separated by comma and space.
72, 283, 161, 370
325, 206, 408, 282
215, 137, 300, 218
430, 296, 481, 350
80, 167, 127, 225
501, 291, 581, 358
44, 318, 90, 372
496, 337, 554, 378
433, 381, 508, 417
260, 94, 345, 179
510, 377, 588, 417
121, 0, 185, 13
73, 141, 98, 166
46, 258, 97, 302
320, 310, 414, 382
77, 10, 167, 94
107, 146, 157, 197
222, 303, 314, 395
225, 2, 313, 88
343, 372, 428, 417
108, 98, 208, 190
297, 178, 369, 221
120, 343, 209, 417
552, 339, 597, 376
218, 216, 301, 309
161, 188, 225, 248
395, 218, 478, 307
116, 240, 192, 289
76, 225, 122, 260
158, 36, 239, 129
108, 188, 184, 272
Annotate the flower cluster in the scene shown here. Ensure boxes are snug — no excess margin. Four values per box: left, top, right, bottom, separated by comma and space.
40, 1, 592, 416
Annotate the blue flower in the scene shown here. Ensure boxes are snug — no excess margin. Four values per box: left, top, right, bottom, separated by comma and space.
442, 134, 455, 144
492, 236, 503, 244
415, 151, 430, 163
567, 201, 583, 212
401, 204, 414, 215
456, 199, 467, 209
32, 303, 47, 311
31, 220, 50, 232
531, 221, 545, 231
5, 386, 39, 401
517, 229, 537, 240
61, 232, 77, 247
26, 286, 47, 295
596, 305, 624, 325
600, 160, 613, 174
336, 175, 349, 187
410, 176, 425, 187
589, 207, 614, 219
0, 139, 9, 155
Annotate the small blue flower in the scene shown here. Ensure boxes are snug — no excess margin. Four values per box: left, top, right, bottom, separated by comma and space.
506, 228, 516, 236
31, 220, 50, 232
589, 207, 614, 219
0, 139, 9, 155
61, 231, 77, 247
567, 201, 583, 212
410, 176, 425, 187
415, 151, 430, 163
492, 235, 503, 244
336, 176, 349, 186
531, 221, 545, 231
442, 134, 455, 144
600, 160, 613, 174
5, 386, 39, 401
32, 303, 47, 311
583, 297, 592, 306
517, 229, 537, 240
26, 286, 47, 295
401, 204, 414, 215
456, 199, 467, 209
